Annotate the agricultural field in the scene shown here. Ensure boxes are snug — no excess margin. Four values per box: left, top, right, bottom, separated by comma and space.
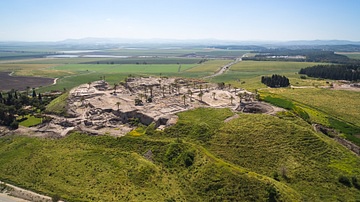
207, 61, 326, 90
186, 59, 232, 72
0, 71, 54, 91
0, 55, 233, 92
337, 52, 360, 60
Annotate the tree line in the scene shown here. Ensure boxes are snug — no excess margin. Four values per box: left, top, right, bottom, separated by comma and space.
244, 49, 360, 64
299, 64, 360, 81
0, 89, 50, 129
261, 74, 290, 88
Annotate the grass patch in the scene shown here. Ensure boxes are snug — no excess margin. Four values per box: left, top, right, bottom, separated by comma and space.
262, 96, 294, 109
45, 92, 69, 116
18, 115, 42, 127
186, 59, 232, 72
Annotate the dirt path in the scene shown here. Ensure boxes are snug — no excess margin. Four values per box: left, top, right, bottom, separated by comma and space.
331, 83, 360, 91
53, 78, 58, 85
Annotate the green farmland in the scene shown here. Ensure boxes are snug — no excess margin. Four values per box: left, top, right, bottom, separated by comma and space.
1, 46, 360, 201
337, 52, 360, 60
207, 61, 325, 90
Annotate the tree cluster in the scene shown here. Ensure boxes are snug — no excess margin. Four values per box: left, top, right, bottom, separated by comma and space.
261, 74, 290, 88
0, 89, 49, 129
244, 49, 359, 64
299, 64, 360, 81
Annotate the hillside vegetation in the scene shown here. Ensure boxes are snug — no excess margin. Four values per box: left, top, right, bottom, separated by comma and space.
1, 108, 360, 201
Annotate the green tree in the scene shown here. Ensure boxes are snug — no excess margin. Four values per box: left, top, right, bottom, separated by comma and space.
187, 89, 193, 101
149, 86, 153, 97
237, 93, 243, 104
182, 94, 186, 106
32, 88, 37, 98
230, 95, 234, 105
115, 102, 121, 111
198, 91, 204, 101
113, 83, 118, 94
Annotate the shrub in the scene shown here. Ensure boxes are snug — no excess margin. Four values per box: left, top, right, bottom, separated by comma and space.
9, 120, 19, 130
52, 194, 61, 202
338, 175, 352, 187
164, 143, 195, 168
352, 177, 360, 190
183, 150, 195, 167
267, 185, 279, 202
165, 143, 184, 166
273, 172, 280, 181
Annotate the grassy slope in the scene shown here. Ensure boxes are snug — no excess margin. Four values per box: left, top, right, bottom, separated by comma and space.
45, 92, 69, 116
0, 133, 297, 201
263, 88, 360, 128
212, 114, 360, 200
1, 108, 360, 201
165, 108, 360, 201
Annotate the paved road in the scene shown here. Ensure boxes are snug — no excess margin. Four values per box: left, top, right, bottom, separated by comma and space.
0, 193, 29, 202
202, 55, 244, 79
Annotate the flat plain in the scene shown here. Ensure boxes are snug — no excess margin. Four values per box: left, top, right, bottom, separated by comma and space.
1, 47, 360, 201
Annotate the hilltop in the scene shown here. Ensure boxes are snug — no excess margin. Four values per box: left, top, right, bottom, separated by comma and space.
0, 76, 359, 201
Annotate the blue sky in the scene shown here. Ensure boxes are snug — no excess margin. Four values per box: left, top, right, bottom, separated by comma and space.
0, 0, 359, 41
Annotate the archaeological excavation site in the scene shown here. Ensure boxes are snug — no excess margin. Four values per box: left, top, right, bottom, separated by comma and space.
11, 76, 283, 138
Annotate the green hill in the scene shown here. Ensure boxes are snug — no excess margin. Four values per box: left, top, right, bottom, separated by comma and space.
0, 108, 359, 201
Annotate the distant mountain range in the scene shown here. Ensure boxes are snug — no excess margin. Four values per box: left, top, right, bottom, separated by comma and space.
1, 38, 360, 52
57, 38, 360, 46
1, 38, 360, 46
